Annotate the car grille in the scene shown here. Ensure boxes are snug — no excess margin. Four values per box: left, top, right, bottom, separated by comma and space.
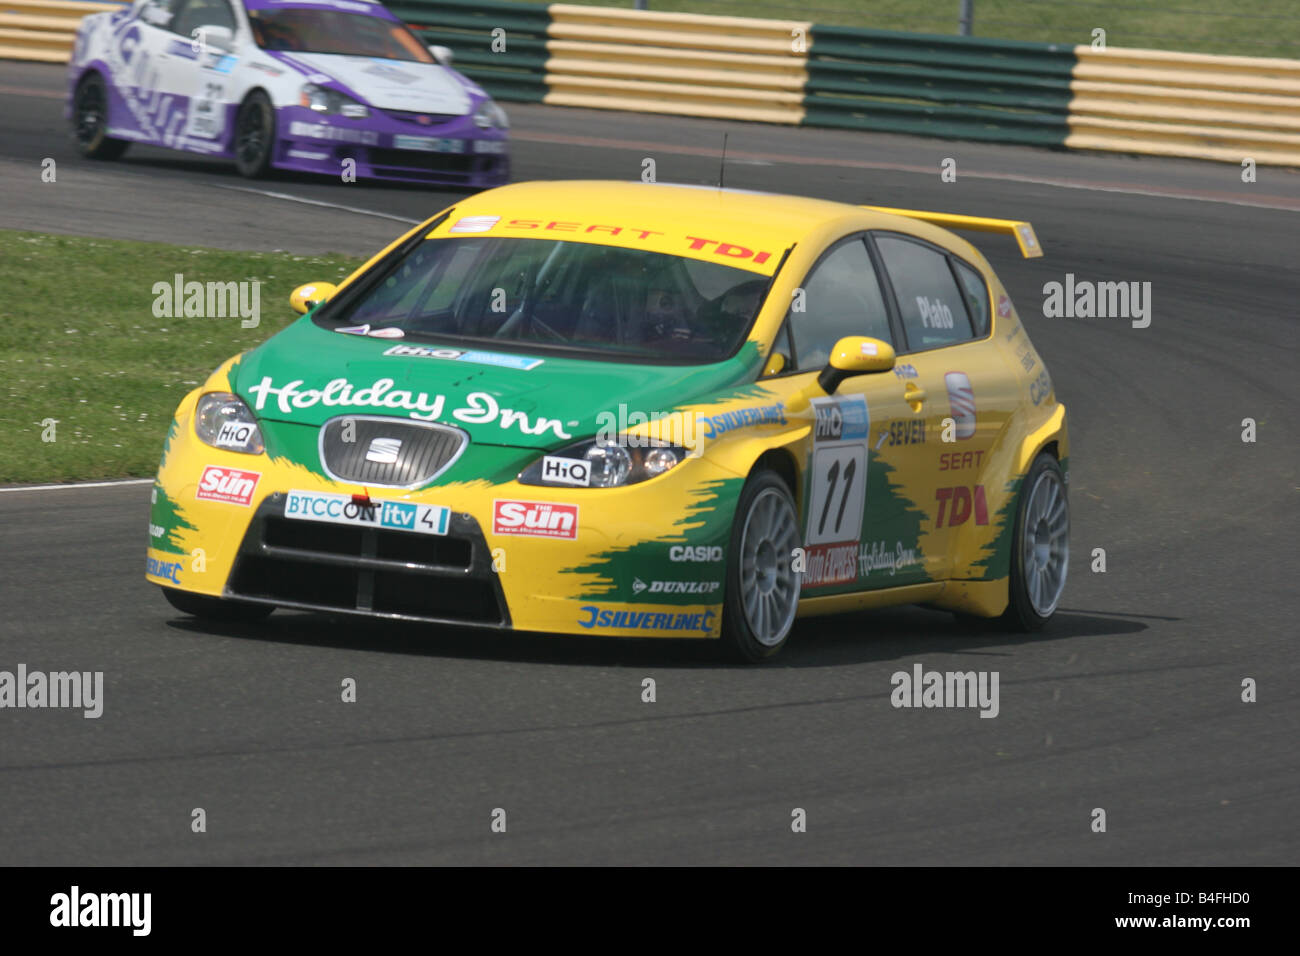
227, 495, 508, 626
382, 109, 460, 126
366, 147, 480, 176
319, 415, 466, 488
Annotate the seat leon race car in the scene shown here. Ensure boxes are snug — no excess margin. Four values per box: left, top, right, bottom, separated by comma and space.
146, 180, 1070, 661
67, 0, 510, 186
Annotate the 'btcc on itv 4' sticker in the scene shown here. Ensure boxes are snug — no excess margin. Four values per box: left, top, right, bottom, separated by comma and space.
284, 490, 450, 536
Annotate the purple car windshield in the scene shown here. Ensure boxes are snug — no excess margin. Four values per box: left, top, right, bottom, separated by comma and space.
248, 9, 434, 63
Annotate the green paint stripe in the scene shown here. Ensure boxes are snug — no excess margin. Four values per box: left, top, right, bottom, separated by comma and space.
802, 106, 1068, 147
807, 77, 1072, 113
804, 23, 1075, 146
807, 58, 1073, 95
386, 0, 551, 31
810, 25, 1077, 77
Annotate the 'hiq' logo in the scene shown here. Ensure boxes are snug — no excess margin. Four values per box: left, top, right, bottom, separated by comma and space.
944, 371, 977, 440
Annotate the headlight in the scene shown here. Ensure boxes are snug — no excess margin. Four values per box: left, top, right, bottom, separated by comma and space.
300, 83, 369, 118
518, 438, 687, 488
473, 100, 508, 130
194, 392, 264, 455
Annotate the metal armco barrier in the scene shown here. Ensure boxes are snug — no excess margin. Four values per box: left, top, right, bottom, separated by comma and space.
387, 0, 551, 101
804, 24, 1075, 147
1067, 46, 1300, 166
0, 0, 120, 62
7, 0, 1298, 166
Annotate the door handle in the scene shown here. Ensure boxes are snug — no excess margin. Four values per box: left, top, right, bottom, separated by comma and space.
903, 384, 927, 406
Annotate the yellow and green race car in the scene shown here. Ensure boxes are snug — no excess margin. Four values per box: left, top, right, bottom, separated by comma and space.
147, 180, 1069, 661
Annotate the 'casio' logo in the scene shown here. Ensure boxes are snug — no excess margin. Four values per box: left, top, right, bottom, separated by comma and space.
669, 546, 723, 562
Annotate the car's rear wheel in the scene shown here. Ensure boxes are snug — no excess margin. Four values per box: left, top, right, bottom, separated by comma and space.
721, 469, 801, 662
72, 72, 129, 160
161, 587, 274, 622
234, 91, 276, 178
1003, 452, 1069, 630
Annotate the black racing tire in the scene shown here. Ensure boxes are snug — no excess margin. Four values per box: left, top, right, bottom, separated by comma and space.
721, 469, 802, 663
233, 90, 277, 178
161, 586, 274, 622
1002, 452, 1070, 631
71, 72, 130, 160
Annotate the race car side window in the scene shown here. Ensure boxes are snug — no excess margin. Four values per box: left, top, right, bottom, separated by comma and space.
874, 234, 975, 351
787, 237, 893, 372
170, 0, 237, 37
950, 258, 991, 337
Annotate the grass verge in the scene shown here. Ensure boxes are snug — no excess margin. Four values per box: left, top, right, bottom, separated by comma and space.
0, 230, 364, 484
515, 0, 1300, 59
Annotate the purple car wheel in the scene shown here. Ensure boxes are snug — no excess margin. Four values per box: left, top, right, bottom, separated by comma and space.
235, 91, 276, 179
72, 72, 129, 161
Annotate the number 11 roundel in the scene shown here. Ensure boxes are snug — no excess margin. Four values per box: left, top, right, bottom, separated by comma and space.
802, 395, 869, 590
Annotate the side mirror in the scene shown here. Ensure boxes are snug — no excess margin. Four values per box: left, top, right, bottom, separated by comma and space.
817, 336, 895, 393
193, 24, 235, 52
428, 44, 454, 67
289, 281, 338, 315
140, 2, 171, 27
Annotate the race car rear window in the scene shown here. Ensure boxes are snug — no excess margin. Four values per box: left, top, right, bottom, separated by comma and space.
315, 237, 770, 364
951, 258, 991, 337
249, 10, 434, 62
875, 234, 976, 350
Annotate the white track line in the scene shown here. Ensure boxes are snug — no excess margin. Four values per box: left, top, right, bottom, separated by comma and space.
0, 478, 154, 493
512, 131, 1300, 215
211, 185, 422, 224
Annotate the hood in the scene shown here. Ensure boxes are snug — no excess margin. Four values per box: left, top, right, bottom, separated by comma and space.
230, 317, 763, 450
268, 52, 472, 114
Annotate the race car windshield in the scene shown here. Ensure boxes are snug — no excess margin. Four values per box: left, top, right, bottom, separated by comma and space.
248, 10, 434, 63
315, 237, 772, 364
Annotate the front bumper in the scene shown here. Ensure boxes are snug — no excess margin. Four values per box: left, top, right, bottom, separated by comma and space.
273, 105, 510, 187
146, 416, 737, 639
225, 493, 509, 627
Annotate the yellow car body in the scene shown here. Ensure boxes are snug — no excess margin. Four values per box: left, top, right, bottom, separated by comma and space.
147, 180, 1068, 660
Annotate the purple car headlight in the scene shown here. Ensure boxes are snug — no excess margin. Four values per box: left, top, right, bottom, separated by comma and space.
473, 100, 509, 130
300, 83, 370, 119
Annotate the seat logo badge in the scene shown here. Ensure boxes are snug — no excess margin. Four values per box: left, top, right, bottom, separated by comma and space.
365, 437, 403, 464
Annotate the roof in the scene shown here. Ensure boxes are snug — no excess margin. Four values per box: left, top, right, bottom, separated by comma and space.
430, 180, 875, 276
428, 180, 1040, 274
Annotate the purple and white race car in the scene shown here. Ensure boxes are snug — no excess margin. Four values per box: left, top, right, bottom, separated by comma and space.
66, 0, 510, 186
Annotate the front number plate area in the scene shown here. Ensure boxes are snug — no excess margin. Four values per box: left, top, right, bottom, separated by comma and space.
284, 489, 450, 535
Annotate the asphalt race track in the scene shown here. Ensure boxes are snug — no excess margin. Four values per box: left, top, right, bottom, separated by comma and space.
1, 61, 1296, 865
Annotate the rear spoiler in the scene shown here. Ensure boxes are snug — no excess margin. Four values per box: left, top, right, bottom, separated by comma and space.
861, 206, 1043, 258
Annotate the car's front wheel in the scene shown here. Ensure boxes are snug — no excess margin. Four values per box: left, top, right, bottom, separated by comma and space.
161, 587, 274, 622
722, 469, 802, 662
234, 91, 276, 178
1003, 452, 1069, 630
71, 72, 129, 160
